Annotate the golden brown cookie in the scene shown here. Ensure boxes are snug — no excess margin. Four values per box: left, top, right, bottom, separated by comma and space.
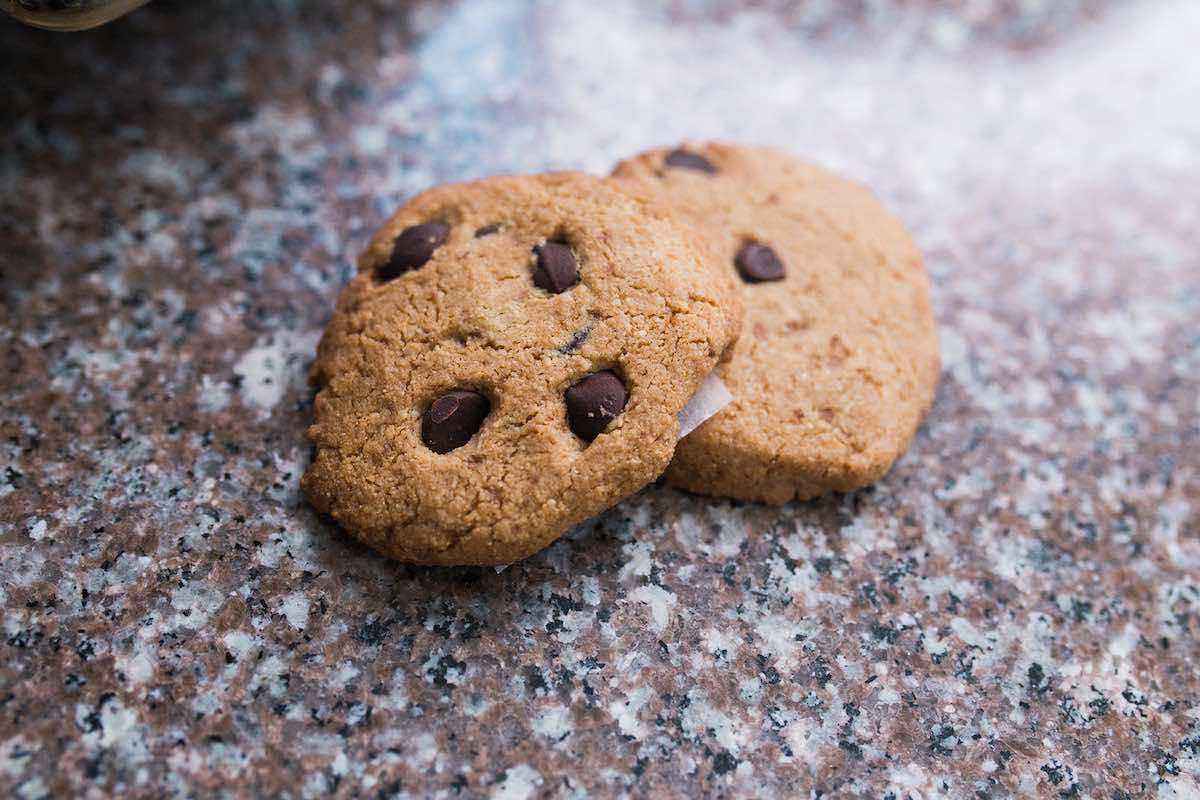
301, 172, 741, 564
611, 143, 940, 503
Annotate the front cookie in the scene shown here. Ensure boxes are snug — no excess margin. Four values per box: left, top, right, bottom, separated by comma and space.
612, 144, 940, 504
302, 172, 738, 564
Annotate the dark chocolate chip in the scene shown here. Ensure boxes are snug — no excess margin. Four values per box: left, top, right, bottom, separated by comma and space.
377, 221, 450, 281
565, 370, 627, 442
475, 223, 501, 238
735, 242, 786, 282
532, 241, 579, 294
664, 148, 717, 174
421, 390, 490, 453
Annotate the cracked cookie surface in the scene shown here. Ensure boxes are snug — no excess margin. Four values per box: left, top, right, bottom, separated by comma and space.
612, 144, 940, 503
301, 172, 740, 564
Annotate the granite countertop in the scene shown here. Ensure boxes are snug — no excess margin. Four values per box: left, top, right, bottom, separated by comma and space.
1, 1, 1198, 797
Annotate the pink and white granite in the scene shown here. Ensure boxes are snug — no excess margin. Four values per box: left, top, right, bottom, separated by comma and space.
1, 1, 1197, 797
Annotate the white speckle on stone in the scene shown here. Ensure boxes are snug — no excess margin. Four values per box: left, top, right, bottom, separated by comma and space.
191, 690, 221, 717
352, 125, 389, 155
934, 469, 994, 502
26, 519, 46, 541
629, 584, 677, 635
329, 661, 360, 692
1107, 623, 1139, 663
197, 374, 230, 412
97, 697, 142, 752
250, 655, 289, 699
222, 630, 259, 663
739, 677, 763, 705
617, 540, 654, 582
878, 687, 902, 705
608, 685, 653, 739
1, 738, 32, 778
781, 533, 815, 561
580, 576, 602, 606
233, 329, 320, 413
949, 616, 990, 649
145, 230, 179, 265
117, 648, 156, 686
119, 149, 197, 195
672, 511, 703, 550
410, 732, 439, 767
753, 613, 808, 668
532, 705, 573, 743
714, 519, 747, 558
680, 688, 741, 755
168, 583, 226, 630
702, 626, 741, 663
1160, 775, 1200, 799
836, 655, 864, 682
552, 607, 593, 645
839, 512, 897, 558
888, 762, 935, 794
375, 670, 410, 712
491, 763, 542, 800
626, 499, 652, 531
16, 777, 48, 800
302, 771, 330, 800
279, 593, 310, 630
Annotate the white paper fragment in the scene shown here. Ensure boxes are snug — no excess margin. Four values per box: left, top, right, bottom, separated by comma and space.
676, 373, 732, 440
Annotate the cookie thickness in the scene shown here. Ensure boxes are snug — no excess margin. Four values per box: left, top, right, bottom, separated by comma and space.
302, 172, 741, 564
612, 144, 940, 503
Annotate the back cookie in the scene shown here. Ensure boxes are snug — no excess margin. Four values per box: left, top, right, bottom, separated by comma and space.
612, 144, 940, 504
302, 172, 739, 564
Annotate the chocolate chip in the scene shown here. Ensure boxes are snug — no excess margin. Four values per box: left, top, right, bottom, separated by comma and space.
378, 221, 450, 281
475, 223, 501, 238
735, 242, 786, 282
664, 148, 717, 174
421, 390, 490, 453
565, 370, 627, 442
532, 241, 579, 294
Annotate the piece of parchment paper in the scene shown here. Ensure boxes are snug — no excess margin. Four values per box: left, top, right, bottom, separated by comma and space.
675, 372, 732, 440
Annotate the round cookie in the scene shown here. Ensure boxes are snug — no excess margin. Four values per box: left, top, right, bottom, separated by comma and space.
611, 143, 940, 504
301, 172, 740, 565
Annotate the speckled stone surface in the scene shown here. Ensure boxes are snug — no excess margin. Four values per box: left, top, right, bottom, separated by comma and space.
1, 1, 1198, 798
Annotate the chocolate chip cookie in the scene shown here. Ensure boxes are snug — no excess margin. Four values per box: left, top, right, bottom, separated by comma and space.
302, 172, 740, 564
612, 143, 940, 503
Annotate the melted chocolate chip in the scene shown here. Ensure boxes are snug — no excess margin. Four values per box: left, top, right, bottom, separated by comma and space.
532, 241, 579, 294
377, 221, 449, 281
565, 370, 627, 442
664, 148, 717, 174
735, 242, 786, 283
421, 390, 490, 453
474, 223, 501, 238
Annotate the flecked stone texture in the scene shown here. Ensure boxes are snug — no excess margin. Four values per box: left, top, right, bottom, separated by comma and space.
1, 1, 1198, 798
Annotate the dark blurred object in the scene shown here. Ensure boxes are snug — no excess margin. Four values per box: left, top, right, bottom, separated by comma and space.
1, 0, 150, 30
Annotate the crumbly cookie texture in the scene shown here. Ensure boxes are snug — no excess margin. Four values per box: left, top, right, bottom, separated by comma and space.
301, 172, 740, 564
612, 143, 940, 504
